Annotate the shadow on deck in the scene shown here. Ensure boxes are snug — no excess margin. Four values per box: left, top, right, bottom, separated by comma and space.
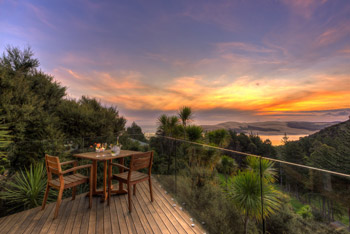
0, 179, 204, 234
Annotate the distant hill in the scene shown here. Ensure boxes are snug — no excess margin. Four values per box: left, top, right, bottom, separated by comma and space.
201, 121, 340, 135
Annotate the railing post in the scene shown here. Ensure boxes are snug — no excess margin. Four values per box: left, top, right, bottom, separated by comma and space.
260, 156, 266, 234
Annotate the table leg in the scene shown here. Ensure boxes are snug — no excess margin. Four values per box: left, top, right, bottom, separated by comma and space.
93, 160, 97, 194
119, 158, 124, 192
102, 161, 107, 201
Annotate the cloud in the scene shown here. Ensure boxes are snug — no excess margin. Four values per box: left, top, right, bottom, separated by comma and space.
25, 3, 56, 30
282, 0, 328, 18
182, 1, 238, 31
216, 42, 276, 54
316, 22, 350, 47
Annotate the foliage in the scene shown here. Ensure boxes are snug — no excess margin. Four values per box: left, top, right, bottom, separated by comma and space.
185, 125, 203, 142
207, 129, 230, 147
228, 170, 281, 219
126, 122, 147, 142
0, 117, 11, 174
217, 155, 237, 183
227, 130, 277, 158
0, 163, 54, 211
0, 47, 126, 169
156, 114, 182, 137
247, 156, 277, 183
178, 106, 193, 127
297, 205, 313, 219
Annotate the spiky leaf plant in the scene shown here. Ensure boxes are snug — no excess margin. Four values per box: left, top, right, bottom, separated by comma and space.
0, 163, 55, 211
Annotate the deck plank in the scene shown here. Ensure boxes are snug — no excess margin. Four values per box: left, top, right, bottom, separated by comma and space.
108, 193, 120, 234
151, 180, 202, 234
138, 182, 180, 234
103, 201, 112, 234
5, 208, 32, 234
78, 196, 91, 234
47, 197, 69, 234
121, 193, 145, 234
71, 195, 87, 234
0, 180, 205, 234
63, 195, 81, 233
132, 187, 162, 234
22, 206, 49, 234
87, 196, 97, 234
129, 186, 154, 234
115, 195, 128, 234
31, 202, 55, 234
96, 196, 105, 234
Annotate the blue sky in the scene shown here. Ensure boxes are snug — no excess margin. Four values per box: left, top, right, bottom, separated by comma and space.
1, 0, 350, 126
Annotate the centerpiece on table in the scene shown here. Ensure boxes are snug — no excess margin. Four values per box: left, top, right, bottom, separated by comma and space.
110, 137, 122, 156
94, 143, 107, 152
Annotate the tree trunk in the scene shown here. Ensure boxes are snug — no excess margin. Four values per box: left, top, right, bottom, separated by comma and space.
243, 215, 249, 234
348, 205, 350, 231
323, 173, 332, 192
322, 197, 326, 219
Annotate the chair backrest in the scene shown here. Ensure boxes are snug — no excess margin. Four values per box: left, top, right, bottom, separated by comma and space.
129, 151, 153, 175
45, 154, 62, 181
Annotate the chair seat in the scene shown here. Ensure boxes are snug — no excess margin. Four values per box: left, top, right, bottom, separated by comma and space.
113, 171, 149, 182
49, 173, 88, 188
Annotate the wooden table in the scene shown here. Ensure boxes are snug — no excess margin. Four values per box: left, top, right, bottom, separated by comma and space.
73, 150, 141, 201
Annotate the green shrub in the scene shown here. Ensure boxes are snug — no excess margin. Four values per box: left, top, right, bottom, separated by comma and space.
0, 163, 55, 211
297, 205, 313, 219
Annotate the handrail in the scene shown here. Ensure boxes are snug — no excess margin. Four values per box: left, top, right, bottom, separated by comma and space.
160, 136, 350, 179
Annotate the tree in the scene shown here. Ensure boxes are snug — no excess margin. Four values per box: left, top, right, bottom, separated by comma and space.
0, 118, 11, 174
185, 125, 203, 142
0, 47, 126, 169
208, 129, 230, 147
247, 156, 277, 183
178, 106, 193, 127
156, 114, 181, 137
228, 169, 280, 234
217, 155, 237, 184
0, 47, 66, 168
126, 122, 147, 142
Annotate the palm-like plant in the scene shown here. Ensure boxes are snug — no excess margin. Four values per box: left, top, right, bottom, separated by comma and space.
178, 106, 193, 127
228, 170, 280, 234
208, 129, 230, 147
247, 156, 277, 183
217, 155, 237, 184
156, 114, 180, 137
185, 125, 203, 142
0, 163, 54, 211
157, 114, 169, 136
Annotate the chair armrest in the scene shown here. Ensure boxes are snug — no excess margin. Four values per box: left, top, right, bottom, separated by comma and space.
110, 163, 129, 171
60, 160, 77, 166
61, 164, 92, 174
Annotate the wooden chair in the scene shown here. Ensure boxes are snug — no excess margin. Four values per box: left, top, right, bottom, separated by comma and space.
42, 154, 93, 219
108, 151, 154, 212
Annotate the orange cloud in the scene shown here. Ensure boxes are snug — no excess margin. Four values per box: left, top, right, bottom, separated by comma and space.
52, 67, 350, 117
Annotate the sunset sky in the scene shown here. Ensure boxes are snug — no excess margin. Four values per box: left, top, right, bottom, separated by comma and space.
1, 0, 350, 126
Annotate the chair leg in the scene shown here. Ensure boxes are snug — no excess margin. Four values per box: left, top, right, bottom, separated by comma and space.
128, 184, 132, 212
72, 186, 76, 200
54, 187, 64, 219
149, 178, 153, 202
89, 175, 93, 208
133, 184, 136, 196
42, 183, 50, 210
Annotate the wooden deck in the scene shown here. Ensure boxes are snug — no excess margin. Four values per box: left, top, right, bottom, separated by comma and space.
0, 179, 204, 234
